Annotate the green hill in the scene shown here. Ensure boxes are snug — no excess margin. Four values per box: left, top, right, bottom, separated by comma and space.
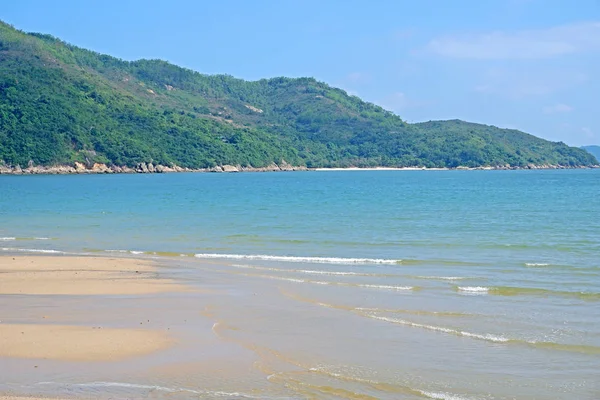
0, 21, 596, 169
582, 146, 600, 163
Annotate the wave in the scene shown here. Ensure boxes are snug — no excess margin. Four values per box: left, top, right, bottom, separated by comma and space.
366, 314, 509, 343
456, 285, 600, 300
230, 263, 393, 277
418, 391, 478, 400
355, 307, 471, 317
105, 249, 145, 255
306, 366, 476, 399
365, 313, 600, 355
35, 381, 269, 399
241, 272, 414, 291
492, 286, 600, 300
525, 263, 550, 267
456, 286, 489, 294
195, 253, 401, 264
0, 237, 51, 241
1, 247, 66, 254
416, 276, 467, 281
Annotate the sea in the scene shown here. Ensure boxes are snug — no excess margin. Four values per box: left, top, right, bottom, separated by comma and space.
0, 170, 599, 399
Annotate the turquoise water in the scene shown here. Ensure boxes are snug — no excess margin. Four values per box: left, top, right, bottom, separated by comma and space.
1, 170, 599, 399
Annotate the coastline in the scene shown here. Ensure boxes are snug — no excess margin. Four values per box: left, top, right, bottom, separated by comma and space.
0, 162, 598, 175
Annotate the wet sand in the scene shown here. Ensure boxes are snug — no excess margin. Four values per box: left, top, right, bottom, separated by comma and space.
0, 256, 183, 362
0, 256, 187, 295
0, 324, 173, 361
1, 397, 67, 400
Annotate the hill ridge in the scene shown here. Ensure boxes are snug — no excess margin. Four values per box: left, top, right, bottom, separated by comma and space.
0, 21, 597, 169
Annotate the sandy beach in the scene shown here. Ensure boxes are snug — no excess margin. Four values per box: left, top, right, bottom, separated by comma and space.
0, 255, 264, 399
0, 256, 186, 375
0, 256, 187, 295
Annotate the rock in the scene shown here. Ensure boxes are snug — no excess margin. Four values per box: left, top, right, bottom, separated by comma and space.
138, 163, 149, 173
209, 166, 223, 172
14, 165, 23, 174
222, 165, 239, 172
147, 163, 155, 173
74, 162, 87, 173
91, 163, 110, 173
279, 160, 294, 171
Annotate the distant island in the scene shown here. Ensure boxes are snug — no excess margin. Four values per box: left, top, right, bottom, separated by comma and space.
582, 146, 600, 163
0, 21, 597, 173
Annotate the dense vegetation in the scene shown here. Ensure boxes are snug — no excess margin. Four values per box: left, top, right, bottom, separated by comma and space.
0, 21, 596, 168
582, 146, 600, 163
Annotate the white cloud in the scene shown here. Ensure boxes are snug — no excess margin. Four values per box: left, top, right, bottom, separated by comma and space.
426, 21, 600, 59
473, 68, 587, 98
582, 127, 595, 139
346, 72, 368, 83
543, 103, 573, 114
378, 92, 430, 113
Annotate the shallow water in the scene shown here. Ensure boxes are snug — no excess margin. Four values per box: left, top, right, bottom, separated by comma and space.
1, 170, 599, 399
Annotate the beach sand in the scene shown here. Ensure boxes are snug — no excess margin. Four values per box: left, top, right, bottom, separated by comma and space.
0, 256, 185, 363
0, 324, 173, 361
0, 256, 187, 295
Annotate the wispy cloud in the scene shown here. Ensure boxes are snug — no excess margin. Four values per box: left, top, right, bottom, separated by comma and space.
473, 68, 587, 98
346, 72, 370, 84
543, 103, 573, 114
582, 127, 595, 139
426, 21, 600, 59
378, 92, 430, 113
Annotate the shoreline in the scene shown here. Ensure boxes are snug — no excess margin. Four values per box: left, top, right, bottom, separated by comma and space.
0, 162, 598, 175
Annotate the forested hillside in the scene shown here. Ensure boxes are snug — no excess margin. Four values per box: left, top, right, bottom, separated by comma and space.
0, 21, 596, 169
582, 146, 600, 163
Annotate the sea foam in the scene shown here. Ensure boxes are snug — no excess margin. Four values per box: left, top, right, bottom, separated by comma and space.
457, 286, 489, 294
195, 253, 400, 264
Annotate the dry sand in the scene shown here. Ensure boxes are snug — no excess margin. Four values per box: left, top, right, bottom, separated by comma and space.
0, 256, 186, 362
0, 256, 187, 295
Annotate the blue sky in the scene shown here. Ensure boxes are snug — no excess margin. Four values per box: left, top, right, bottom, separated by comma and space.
3, 0, 599, 145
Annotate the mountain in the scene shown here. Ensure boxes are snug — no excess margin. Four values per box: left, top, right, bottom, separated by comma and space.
0, 21, 597, 170
582, 146, 600, 163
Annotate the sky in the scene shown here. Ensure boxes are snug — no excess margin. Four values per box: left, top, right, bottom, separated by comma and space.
3, 0, 599, 146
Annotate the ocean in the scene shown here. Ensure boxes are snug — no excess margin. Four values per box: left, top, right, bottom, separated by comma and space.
1, 170, 599, 399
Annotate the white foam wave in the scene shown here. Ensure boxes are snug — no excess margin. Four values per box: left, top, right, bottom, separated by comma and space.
196, 253, 400, 264
525, 263, 550, 267
36, 381, 267, 399
357, 284, 413, 291
231, 264, 372, 276
417, 276, 465, 281
457, 286, 489, 294
419, 391, 478, 400
105, 249, 144, 255
0, 237, 50, 241
243, 273, 413, 291
1, 247, 65, 254
367, 314, 509, 343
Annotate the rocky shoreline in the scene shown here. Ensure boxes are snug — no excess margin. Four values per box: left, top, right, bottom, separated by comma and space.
0, 161, 309, 175
0, 161, 597, 175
